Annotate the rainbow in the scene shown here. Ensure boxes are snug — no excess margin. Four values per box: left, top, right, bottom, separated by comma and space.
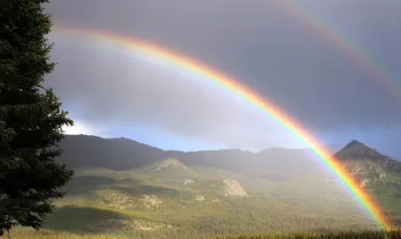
277, 0, 401, 103
51, 26, 392, 229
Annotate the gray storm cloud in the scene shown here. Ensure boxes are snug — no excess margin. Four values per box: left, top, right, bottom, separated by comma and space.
46, 37, 301, 149
44, 0, 401, 150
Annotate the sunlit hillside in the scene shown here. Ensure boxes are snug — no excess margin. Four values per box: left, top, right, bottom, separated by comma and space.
4, 135, 401, 239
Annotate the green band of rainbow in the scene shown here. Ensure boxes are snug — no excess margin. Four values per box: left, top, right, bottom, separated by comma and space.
51, 26, 392, 229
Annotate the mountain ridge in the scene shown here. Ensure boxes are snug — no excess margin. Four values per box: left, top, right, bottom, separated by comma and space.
55, 134, 401, 230
57, 134, 400, 180
58, 134, 323, 180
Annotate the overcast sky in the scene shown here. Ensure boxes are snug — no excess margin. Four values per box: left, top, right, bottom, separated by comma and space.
44, 0, 401, 157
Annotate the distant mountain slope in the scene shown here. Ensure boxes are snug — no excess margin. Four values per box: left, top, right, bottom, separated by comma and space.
57, 135, 321, 180
57, 135, 398, 186
57, 135, 169, 170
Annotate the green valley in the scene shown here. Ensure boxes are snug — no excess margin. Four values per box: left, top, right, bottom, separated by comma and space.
5, 135, 401, 239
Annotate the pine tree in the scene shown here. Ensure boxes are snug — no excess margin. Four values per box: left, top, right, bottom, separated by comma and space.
0, 0, 74, 235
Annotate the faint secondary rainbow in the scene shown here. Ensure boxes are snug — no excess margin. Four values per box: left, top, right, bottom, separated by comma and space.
276, 0, 401, 104
52, 26, 392, 229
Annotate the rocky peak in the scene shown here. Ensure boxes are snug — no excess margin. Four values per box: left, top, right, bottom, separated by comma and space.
335, 140, 383, 160
334, 140, 401, 172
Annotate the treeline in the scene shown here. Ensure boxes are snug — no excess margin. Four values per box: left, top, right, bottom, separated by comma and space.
214, 230, 401, 239
4, 229, 400, 239
5, 229, 401, 239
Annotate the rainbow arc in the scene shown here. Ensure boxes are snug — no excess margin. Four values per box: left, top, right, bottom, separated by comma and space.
52, 26, 392, 229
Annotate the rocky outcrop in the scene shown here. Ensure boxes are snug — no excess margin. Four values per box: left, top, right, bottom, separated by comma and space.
220, 178, 248, 197
154, 158, 188, 172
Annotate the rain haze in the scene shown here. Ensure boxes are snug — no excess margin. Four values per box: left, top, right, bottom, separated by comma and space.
44, 0, 401, 157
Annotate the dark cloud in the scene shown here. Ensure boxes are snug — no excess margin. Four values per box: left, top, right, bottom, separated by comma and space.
47, 39, 300, 150
44, 0, 401, 150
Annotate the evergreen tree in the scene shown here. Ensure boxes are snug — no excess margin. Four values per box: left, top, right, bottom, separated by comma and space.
0, 0, 73, 235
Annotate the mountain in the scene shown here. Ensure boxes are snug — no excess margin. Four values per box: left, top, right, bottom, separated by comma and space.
57, 135, 400, 182
18, 135, 398, 238
57, 135, 321, 181
334, 140, 401, 172
334, 140, 401, 225
57, 135, 168, 170
336, 140, 388, 162
333, 139, 401, 188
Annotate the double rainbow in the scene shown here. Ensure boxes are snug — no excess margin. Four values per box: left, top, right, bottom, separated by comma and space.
51, 26, 392, 229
